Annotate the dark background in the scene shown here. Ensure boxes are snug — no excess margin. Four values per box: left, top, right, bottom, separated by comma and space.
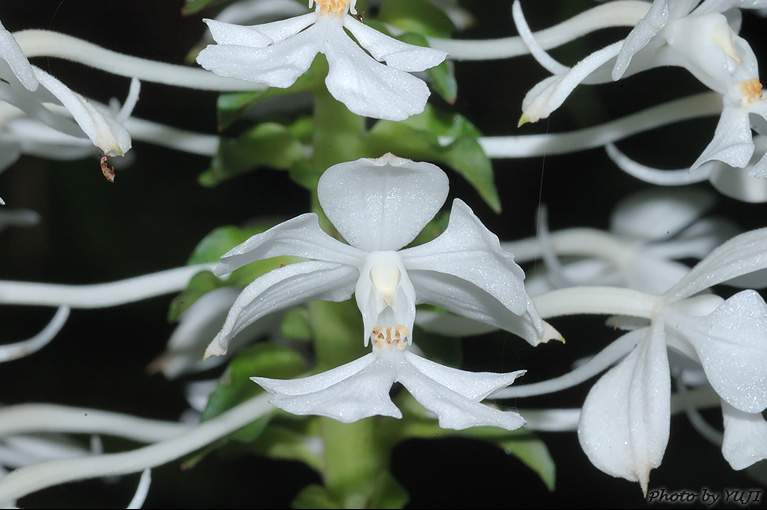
0, 0, 765, 508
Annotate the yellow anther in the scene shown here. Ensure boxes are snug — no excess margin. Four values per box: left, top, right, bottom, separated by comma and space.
311, 0, 355, 17
740, 78, 764, 104
370, 325, 410, 350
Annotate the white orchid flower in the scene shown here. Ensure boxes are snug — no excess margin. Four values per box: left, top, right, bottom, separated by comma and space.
206, 153, 557, 359
515, 0, 767, 175
0, 20, 134, 174
577, 228, 767, 493
196, 0, 448, 120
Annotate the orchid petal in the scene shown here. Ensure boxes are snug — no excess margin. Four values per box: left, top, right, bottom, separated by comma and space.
665, 228, 767, 302
520, 41, 622, 124
399, 354, 526, 431
710, 165, 767, 202
215, 213, 363, 276
253, 352, 401, 422
204, 13, 315, 47
342, 16, 446, 72
196, 21, 320, 89
0, 20, 37, 92
320, 19, 432, 120
206, 261, 358, 357
32, 67, 131, 156
578, 322, 670, 493
408, 269, 549, 346
693, 103, 754, 170
317, 154, 449, 251
402, 199, 529, 317
404, 350, 525, 401
612, 0, 669, 80
721, 400, 767, 470
671, 290, 767, 413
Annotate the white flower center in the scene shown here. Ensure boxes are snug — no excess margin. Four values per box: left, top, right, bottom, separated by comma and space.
370, 263, 399, 307
310, 0, 356, 17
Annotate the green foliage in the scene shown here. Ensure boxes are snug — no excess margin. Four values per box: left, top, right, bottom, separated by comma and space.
182, 0, 229, 15
376, 0, 455, 37
199, 122, 309, 187
292, 472, 409, 509
391, 393, 556, 492
168, 225, 300, 320
200, 343, 309, 442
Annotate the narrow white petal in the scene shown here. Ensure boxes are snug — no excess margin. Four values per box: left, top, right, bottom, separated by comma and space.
721, 400, 767, 470
204, 13, 315, 47
612, 0, 669, 80
578, 322, 670, 493
253, 353, 401, 422
665, 228, 767, 302
320, 20, 431, 120
126, 469, 151, 510
408, 269, 548, 346
710, 164, 767, 203
343, 16, 446, 72
215, 213, 363, 276
693, 104, 755, 170
606, 142, 714, 186
520, 41, 622, 124
404, 350, 524, 400
402, 199, 531, 316
32, 67, 131, 156
206, 261, 358, 357
197, 22, 320, 89
254, 353, 377, 396
0, 21, 38, 91
317, 154, 449, 252
511, 0, 569, 75
398, 355, 525, 431
670, 290, 767, 413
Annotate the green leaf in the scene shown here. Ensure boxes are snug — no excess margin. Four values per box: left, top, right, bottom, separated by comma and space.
168, 271, 227, 322
199, 122, 308, 187
169, 224, 300, 320
281, 307, 313, 341
376, 0, 455, 37
293, 485, 342, 509
398, 32, 457, 104
394, 394, 556, 492
182, 0, 229, 15
367, 106, 500, 212
201, 343, 309, 441
246, 421, 323, 472
461, 427, 556, 492
410, 325, 462, 368
216, 59, 324, 129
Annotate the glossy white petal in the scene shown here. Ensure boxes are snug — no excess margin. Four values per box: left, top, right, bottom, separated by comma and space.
721, 400, 767, 470
215, 213, 363, 276
665, 228, 767, 302
693, 103, 754, 170
32, 67, 131, 157
197, 18, 320, 89
408, 269, 550, 346
402, 200, 529, 317
520, 41, 622, 124
320, 18, 433, 120
317, 154, 449, 251
578, 322, 670, 493
204, 13, 315, 47
612, 0, 669, 80
670, 290, 767, 413
342, 16, 447, 73
253, 352, 402, 422
207, 261, 358, 357
0, 20, 37, 91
